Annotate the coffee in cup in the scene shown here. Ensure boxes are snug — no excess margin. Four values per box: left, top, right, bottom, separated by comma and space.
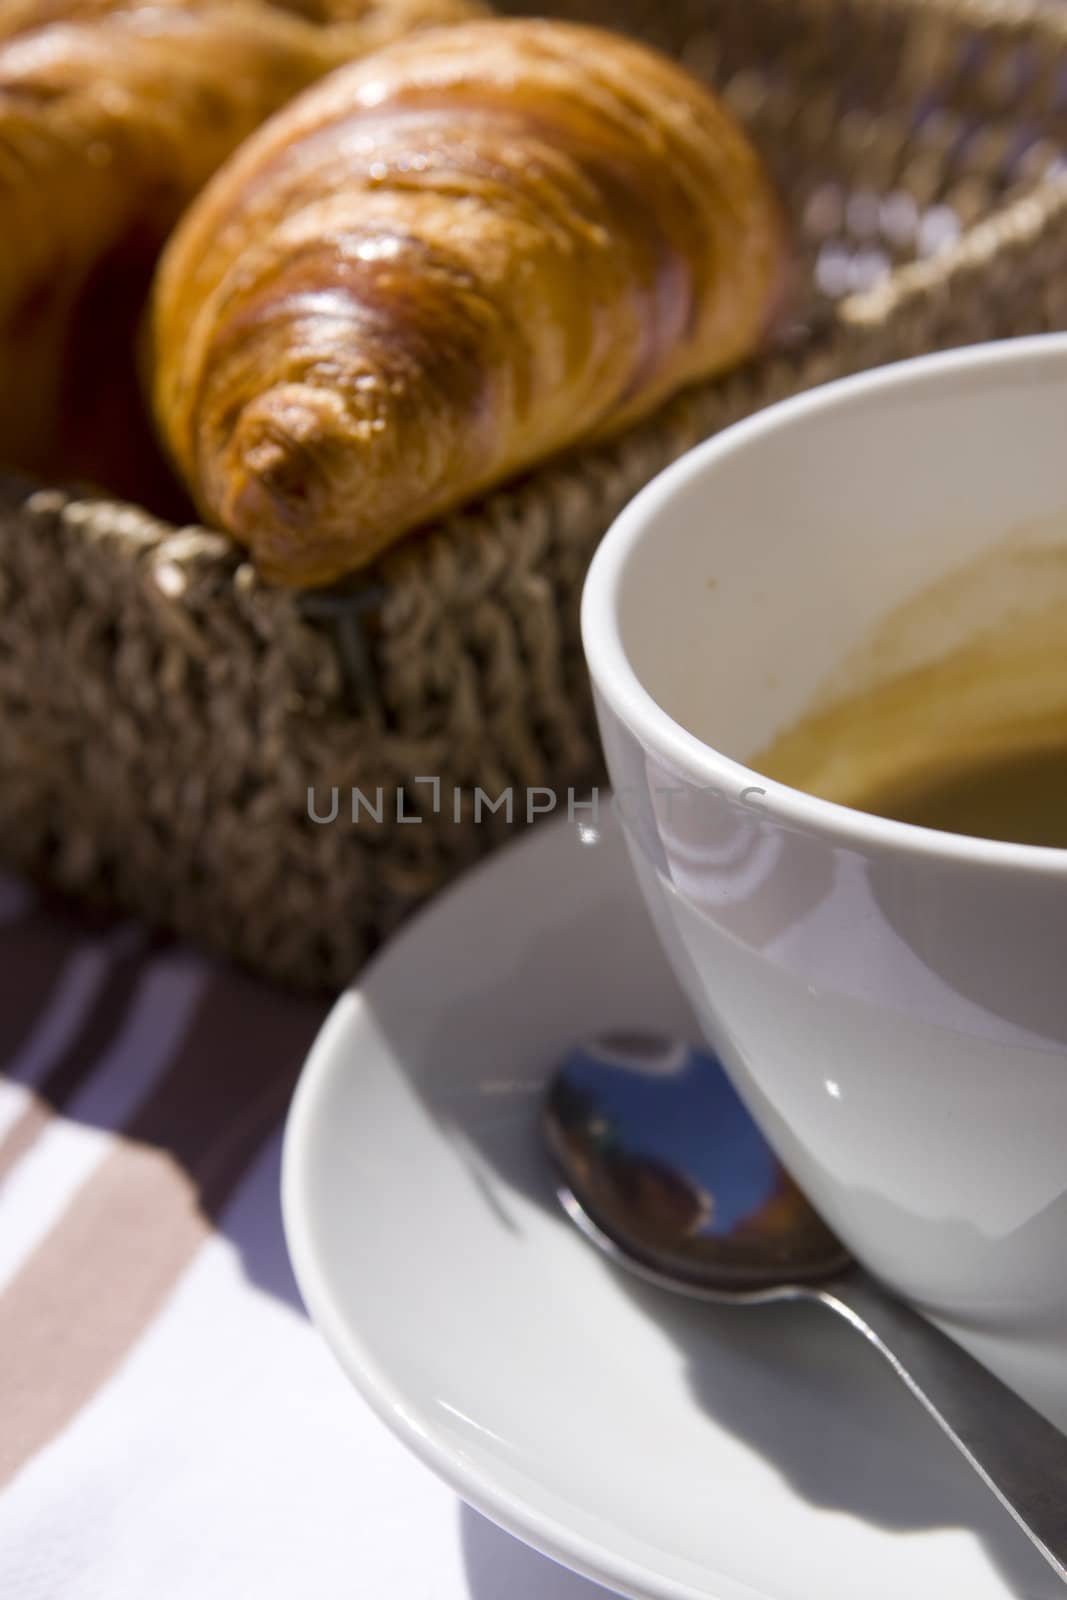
753, 528, 1067, 848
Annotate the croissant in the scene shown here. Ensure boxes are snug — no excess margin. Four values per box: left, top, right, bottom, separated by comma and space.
0, 0, 481, 492
150, 17, 787, 588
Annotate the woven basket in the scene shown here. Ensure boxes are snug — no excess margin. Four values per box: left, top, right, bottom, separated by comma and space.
5, 0, 1067, 991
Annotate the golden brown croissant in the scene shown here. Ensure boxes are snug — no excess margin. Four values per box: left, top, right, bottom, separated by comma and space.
0, 0, 481, 495
150, 17, 787, 588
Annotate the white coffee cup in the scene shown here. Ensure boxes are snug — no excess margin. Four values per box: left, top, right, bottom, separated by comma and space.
581, 335, 1067, 1431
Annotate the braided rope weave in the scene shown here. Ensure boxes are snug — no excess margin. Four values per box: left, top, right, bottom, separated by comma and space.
4, 0, 1067, 989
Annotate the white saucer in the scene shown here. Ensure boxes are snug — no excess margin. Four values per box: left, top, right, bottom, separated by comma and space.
282, 811, 1061, 1600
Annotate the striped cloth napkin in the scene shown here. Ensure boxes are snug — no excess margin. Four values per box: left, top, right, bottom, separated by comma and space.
0, 877, 603, 1599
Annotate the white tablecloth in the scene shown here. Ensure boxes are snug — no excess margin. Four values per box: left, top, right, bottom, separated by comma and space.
0, 879, 607, 1599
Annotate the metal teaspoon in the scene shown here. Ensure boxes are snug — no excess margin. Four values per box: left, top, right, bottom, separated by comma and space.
543, 1033, 1067, 1584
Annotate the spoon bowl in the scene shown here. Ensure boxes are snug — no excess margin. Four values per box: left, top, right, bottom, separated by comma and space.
544, 1034, 1067, 1586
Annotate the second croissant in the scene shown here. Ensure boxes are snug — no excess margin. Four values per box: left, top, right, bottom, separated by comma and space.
150, 17, 787, 587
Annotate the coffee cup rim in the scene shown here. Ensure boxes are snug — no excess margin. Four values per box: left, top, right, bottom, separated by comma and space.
582, 334, 1067, 876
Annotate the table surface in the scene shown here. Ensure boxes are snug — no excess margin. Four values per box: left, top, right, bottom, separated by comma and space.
0, 877, 609, 1600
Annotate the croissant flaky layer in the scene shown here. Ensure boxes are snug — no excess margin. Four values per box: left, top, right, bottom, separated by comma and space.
150, 17, 788, 587
0, 0, 481, 488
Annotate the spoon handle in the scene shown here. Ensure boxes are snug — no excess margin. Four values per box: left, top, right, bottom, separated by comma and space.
818, 1271, 1067, 1583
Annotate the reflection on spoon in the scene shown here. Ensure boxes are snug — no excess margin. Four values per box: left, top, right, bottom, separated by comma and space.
543, 1034, 1067, 1586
